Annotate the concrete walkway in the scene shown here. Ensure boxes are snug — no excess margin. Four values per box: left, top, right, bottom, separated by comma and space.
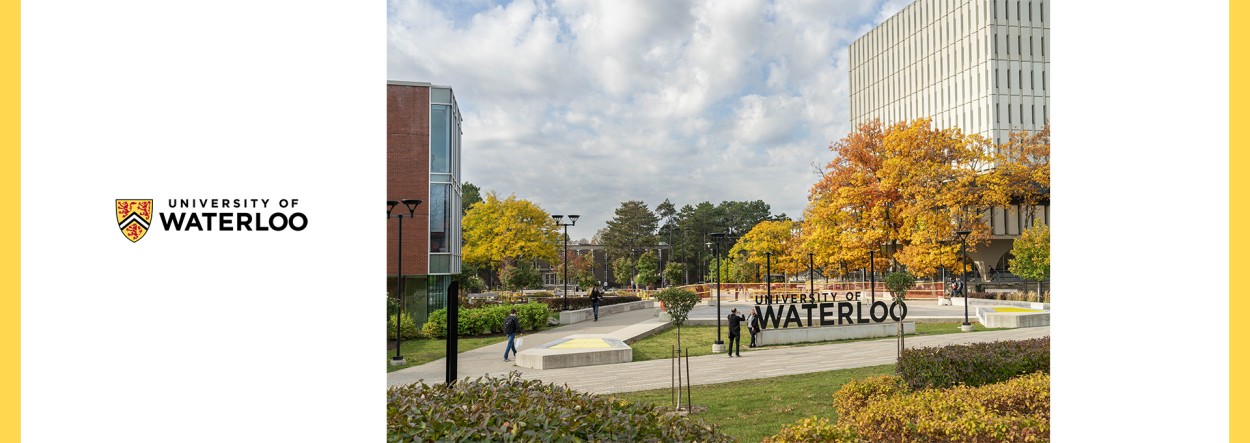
387, 308, 667, 387
388, 303, 1049, 394
519, 325, 1049, 394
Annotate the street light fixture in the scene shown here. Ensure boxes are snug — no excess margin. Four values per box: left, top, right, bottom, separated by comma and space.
955, 229, 973, 331
387, 198, 422, 365
765, 251, 772, 304
657, 242, 668, 287
708, 232, 729, 349
552, 214, 580, 311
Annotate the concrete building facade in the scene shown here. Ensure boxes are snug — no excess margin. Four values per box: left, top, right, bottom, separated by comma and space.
850, 0, 1049, 146
848, 0, 1050, 286
387, 81, 463, 324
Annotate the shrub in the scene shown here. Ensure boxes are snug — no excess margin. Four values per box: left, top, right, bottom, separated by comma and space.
763, 417, 861, 443
421, 302, 552, 339
530, 295, 641, 311
896, 337, 1050, 390
884, 271, 916, 300
387, 372, 733, 442
832, 375, 909, 418
387, 314, 420, 340
845, 372, 1050, 443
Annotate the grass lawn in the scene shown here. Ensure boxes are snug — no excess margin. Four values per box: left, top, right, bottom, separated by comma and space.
612, 364, 896, 443
386, 335, 505, 373
630, 322, 1005, 362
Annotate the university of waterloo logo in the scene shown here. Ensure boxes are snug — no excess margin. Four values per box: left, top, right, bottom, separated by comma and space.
116, 199, 154, 242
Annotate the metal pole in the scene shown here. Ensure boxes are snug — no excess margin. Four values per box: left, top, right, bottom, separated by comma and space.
870, 250, 876, 305
685, 348, 692, 410
565, 227, 570, 299
445, 281, 460, 386
394, 214, 404, 361
809, 252, 814, 300
766, 252, 771, 304
715, 240, 722, 345
962, 237, 970, 326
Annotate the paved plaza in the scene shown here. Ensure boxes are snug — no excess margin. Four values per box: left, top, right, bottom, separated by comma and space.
386, 300, 1050, 394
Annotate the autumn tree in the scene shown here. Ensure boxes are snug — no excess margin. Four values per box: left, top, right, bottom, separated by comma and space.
462, 192, 559, 285
556, 251, 595, 290
1009, 223, 1050, 299
731, 219, 805, 279
803, 119, 996, 278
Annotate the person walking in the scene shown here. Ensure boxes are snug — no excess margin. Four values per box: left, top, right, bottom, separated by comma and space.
727, 308, 745, 357
590, 286, 603, 321
747, 307, 761, 348
503, 309, 520, 362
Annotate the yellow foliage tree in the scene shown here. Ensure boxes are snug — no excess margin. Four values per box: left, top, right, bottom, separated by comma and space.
731, 219, 806, 277
462, 192, 559, 277
803, 119, 998, 278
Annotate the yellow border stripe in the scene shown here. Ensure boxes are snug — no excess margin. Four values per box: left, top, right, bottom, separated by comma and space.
1234, 0, 1245, 438
1, 0, 17, 439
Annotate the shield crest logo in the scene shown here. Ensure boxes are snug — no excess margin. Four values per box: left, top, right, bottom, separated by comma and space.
117, 199, 154, 242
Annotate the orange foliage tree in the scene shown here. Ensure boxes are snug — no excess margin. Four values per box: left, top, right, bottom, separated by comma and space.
730, 219, 806, 278
803, 119, 999, 278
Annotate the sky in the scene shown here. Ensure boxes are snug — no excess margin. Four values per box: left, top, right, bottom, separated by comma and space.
388, 0, 911, 241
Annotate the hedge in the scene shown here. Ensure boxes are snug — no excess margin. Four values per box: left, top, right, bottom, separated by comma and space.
529, 295, 641, 311
387, 372, 733, 442
896, 337, 1050, 390
421, 302, 550, 339
771, 372, 1050, 442
837, 372, 1050, 442
761, 417, 861, 443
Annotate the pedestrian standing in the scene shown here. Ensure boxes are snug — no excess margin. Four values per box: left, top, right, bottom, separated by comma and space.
503, 309, 520, 362
727, 308, 745, 357
747, 307, 761, 348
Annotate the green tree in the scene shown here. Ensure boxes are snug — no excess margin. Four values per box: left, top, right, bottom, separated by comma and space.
461, 182, 483, 216
634, 250, 660, 289
655, 287, 700, 353
612, 257, 635, 289
1009, 223, 1050, 300
602, 201, 659, 259
500, 260, 541, 291
884, 271, 916, 301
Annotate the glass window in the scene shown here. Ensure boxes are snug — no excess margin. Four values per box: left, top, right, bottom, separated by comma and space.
1040, 3, 1044, 22
431, 88, 451, 103
1043, 71, 1047, 90
1007, 68, 1011, 89
429, 183, 449, 253
1030, 70, 1035, 89
1030, 36, 1034, 55
1008, 104, 1012, 123
431, 105, 451, 173
1018, 36, 1022, 55
1016, 1, 1021, 20
1028, 2, 1032, 21
1042, 37, 1046, 56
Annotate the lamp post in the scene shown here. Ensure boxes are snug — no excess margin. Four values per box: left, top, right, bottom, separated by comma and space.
869, 249, 876, 305
709, 232, 728, 349
552, 214, 580, 311
658, 242, 667, 287
765, 251, 772, 304
808, 252, 815, 300
387, 199, 422, 365
955, 229, 973, 331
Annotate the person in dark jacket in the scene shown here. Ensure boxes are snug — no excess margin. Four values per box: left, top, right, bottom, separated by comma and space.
503, 309, 520, 362
747, 307, 762, 348
590, 286, 603, 321
727, 308, 745, 357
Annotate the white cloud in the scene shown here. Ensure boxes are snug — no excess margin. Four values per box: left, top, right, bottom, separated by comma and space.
388, 0, 897, 239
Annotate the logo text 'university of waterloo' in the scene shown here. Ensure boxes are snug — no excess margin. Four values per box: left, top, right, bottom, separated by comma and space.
116, 199, 154, 242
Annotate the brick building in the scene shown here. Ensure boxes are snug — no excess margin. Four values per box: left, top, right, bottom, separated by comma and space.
387, 81, 463, 325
